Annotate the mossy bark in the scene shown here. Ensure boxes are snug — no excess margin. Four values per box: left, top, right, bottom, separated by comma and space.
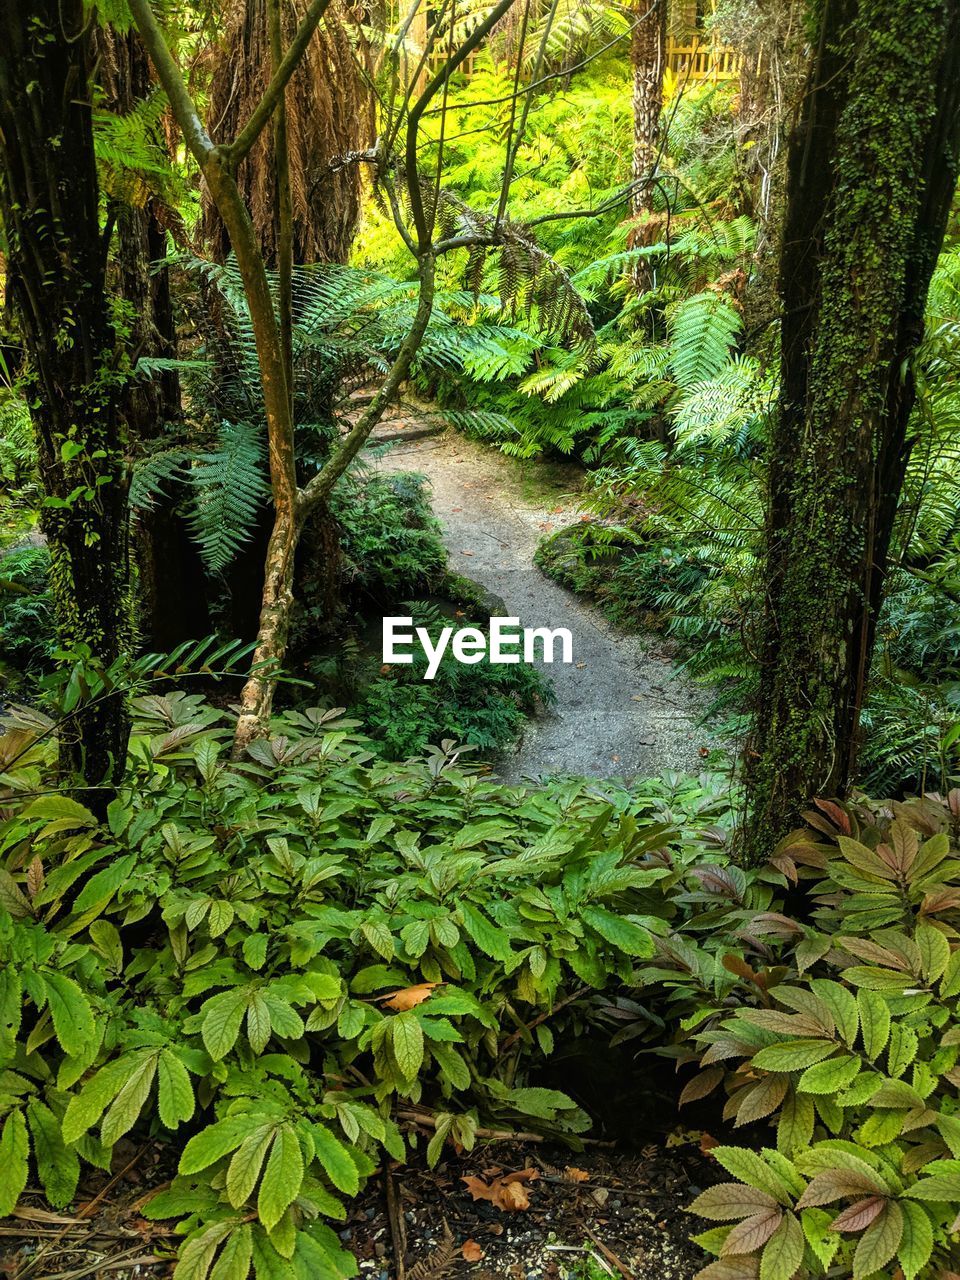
744, 0, 960, 858
0, 1, 132, 804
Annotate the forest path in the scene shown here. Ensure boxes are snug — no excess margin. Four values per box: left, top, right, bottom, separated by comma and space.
372, 429, 710, 781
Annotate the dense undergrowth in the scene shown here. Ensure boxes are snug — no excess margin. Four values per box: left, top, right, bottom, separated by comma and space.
0, 690, 959, 1278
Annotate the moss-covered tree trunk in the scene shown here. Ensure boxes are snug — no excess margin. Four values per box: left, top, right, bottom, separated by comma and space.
0, 0, 131, 800
743, 0, 960, 857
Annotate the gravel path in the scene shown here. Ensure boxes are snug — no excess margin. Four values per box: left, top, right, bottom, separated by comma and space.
373, 430, 710, 782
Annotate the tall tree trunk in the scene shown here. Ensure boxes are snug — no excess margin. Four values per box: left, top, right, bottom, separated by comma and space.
0, 0, 131, 804
630, 0, 668, 222
743, 0, 960, 857
99, 27, 212, 649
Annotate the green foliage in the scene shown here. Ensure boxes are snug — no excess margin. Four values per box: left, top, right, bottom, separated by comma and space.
356, 604, 554, 757
675, 795, 960, 1278
0, 546, 55, 689
0, 695, 715, 1278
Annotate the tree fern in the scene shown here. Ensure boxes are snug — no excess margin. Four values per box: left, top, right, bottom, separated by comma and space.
187, 422, 270, 575
667, 291, 743, 389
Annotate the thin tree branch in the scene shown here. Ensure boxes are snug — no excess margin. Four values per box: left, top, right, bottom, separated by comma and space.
127, 0, 215, 165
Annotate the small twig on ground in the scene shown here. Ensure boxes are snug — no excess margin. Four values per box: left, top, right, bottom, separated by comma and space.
583, 1224, 634, 1279
384, 1164, 408, 1280
35, 1246, 164, 1280
19, 1144, 152, 1279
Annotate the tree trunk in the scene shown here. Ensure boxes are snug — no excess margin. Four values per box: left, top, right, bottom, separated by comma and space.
99, 27, 212, 649
630, 0, 667, 221
743, 0, 960, 857
0, 0, 131, 804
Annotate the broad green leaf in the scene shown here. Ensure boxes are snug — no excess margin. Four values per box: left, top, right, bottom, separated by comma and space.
853, 1201, 902, 1279
227, 1125, 276, 1208
251, 1226, 297, 1280
759, 1211, 803, 1280
776, 1092, 814, 1155
62, 1058, 132, 1142
710, 1146, 795, 1206
158, 1050, 195, 1129
312, 1124, 359, 1195
582, 905, 654, 958
243, 933, 268, 971
201, 989, 248, 1061
173, 1220, 234, 1280
887, 1023, 918, 1078
42, 971, 95, 1057
904, 1170, 960, 1200
897, 1200, 934, 1280
258, 1126, 304, 1232
101, 1052, 159, 1146
210, 1223, 253, 1280
246, 993, 272, 1055
797, 1054, 860, 1095
26, 1101, 79, 1209
459, 902, 514, 963
915, 923, 950, 983
360, 919, 394, 960
800, 1207, 839, 1269
857, 989, 890, 1061
390, 1012, 424, 1080
688, 1183, 779, 1221
0, 1110, 29, 1217
751, 1040, 835, 1072
180, 1116, 252, 1174
809, 980, 858, 1045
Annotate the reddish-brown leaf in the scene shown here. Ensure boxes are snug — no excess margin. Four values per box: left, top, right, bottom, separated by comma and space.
830, 1196, 887, 1233
734, 1074, 789, 1127
679, 1067, 725, 1106
720, 1209, 783, 1256
461, 1240, 484, 1262
796, 1171, 886, 1210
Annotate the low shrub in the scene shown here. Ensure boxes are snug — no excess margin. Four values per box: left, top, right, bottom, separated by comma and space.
0, 696, 702, 1278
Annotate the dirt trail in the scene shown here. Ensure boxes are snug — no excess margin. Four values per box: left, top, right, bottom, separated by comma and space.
373, 429, 710, 782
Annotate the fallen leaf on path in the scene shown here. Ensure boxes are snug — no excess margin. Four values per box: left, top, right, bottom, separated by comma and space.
462, 1168, 539, 1212
377, 982, 442, 1011
563, 1167, 590, 1183
462, 550, 475, 556
462, 1240, 485, 1262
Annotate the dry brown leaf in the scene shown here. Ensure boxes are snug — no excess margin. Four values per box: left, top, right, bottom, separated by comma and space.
377, 982, 441, 1012
461, 1240, 485, 1262
563, 1167, 590, 1183
26, 855, 44, 898
461, 1168, 539, 1212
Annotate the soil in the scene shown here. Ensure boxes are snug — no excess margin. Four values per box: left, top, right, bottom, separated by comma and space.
372, 429, 711, 783
0, 1136, 716, 1280
350, 1138, 715, 1280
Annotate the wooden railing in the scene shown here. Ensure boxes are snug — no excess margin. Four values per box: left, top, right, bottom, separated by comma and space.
667, 36, 740, 82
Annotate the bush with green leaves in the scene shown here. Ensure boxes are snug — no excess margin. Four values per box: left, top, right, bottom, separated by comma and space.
0, 694, 699, 1279
0, 545, 55, 689
680, 795, 960, 1279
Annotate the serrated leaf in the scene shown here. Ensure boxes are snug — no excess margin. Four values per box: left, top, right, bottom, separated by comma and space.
243, 933, 268, 970
857, 989, 891, 1061
897, 1199, 934, 1280
173, 1220, 234, 1280
751, 1039, 835, 1072
689, 1183, 780, 1221
210, 1222, 253, 1280
180, 1116, 252, 1174
227, 1125, 276, 1208
582, 905, 654, 958
201, 989, 248, 1061
360, 919, 394, 960
42, 971, 95, 1057
711, 1147, 795, 1206
797, 1054, 860, 1095
26, 1100, 79, 1209
459, 902, 514, 963
721, 1209, 782, 1256
759, 1211, 803, 1280
158, 1050, 195, 1129
915, 924, 950, 983
0, 1110, 29, 1217
312, 1124, 359, 1195
390, 1011, 424, 1080
101, 1052, 158, 1146
777, 1091, 814, 1155
853, 1201, 902, 1279
258, 1126, 303, 1232
888, 1022, 918, 1078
